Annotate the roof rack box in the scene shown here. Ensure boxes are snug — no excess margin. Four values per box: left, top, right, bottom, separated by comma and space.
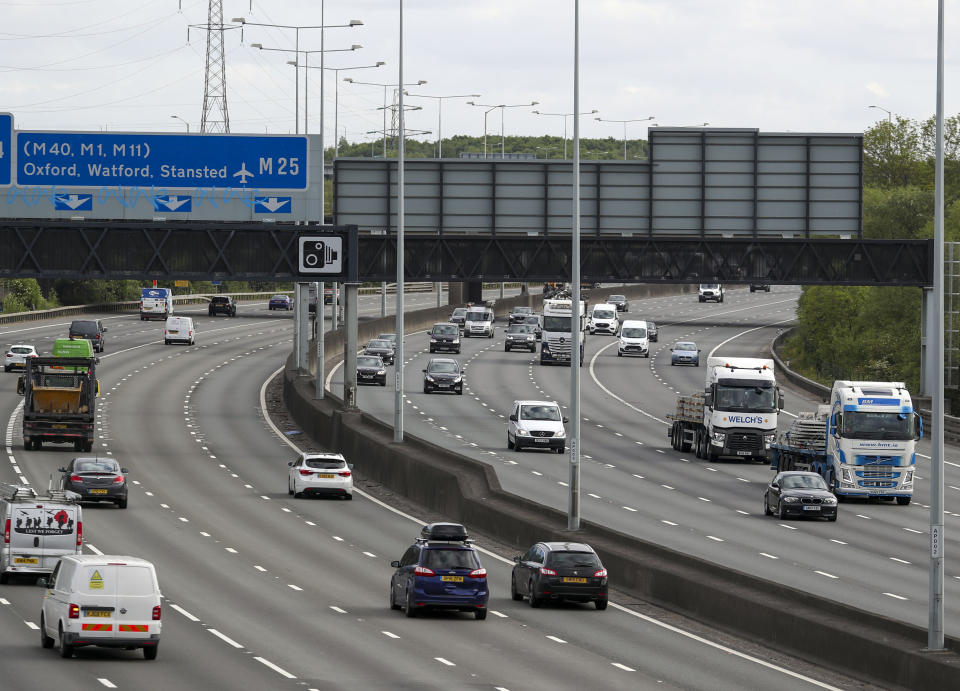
419, 522, 469, 542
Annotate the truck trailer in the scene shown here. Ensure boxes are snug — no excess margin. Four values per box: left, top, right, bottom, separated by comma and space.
667, 357, 782, 462
770, 381, 920, 504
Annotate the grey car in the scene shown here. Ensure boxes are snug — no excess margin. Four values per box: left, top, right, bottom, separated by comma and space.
59, 456, 129, 509
364, 339, 395, 365
504, 324, 537, 352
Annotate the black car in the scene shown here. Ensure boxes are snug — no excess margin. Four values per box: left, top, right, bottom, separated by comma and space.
647, 321, 658, 342
427, 323, 461, 353
68, 320, 107, 353
59, 456, 129, 509
508, 306, 534, 325
389, 523, 489, 619
511, 542, 608, 609
449, 307, 468, 330
763, 471, 838, 521
522, 314, 542, 340
364, 339, 395, 365
208, 296, 236, 317
504, 324, 537, 352
356, 355, 387, 386
422, 358, 464, 394
750, 283, 771, 292
606, 295, 628, 312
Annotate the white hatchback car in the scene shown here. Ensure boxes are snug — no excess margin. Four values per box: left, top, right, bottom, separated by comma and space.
4, 344, 38, 372
287, 452, 353, 500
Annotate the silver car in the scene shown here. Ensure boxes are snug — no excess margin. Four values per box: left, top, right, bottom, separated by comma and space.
4, 344, 38, 372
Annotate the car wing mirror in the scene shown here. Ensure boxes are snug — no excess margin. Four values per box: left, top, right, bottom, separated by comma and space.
562, 417, 569, 424
390, 560, 401, 568
771, 482, 779, 489
287, 461, 295, 467
102, 327, 108, 332
915, 413, 923, 440
58, 467, 67, 473
422, 369, 427, 373
778, 394, 785, 410
36, 577, 48, 588
513, 555, 522, 563
120, 468, 129, 474
508, 414, 518, 422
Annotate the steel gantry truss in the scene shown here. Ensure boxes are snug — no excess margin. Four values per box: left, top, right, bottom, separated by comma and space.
0, 219, 934, 287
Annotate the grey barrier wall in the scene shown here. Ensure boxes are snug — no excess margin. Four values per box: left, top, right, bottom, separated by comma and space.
287, 286, 960, 689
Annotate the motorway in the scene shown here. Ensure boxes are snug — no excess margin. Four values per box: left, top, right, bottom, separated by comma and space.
338, 285, 960, 639
0, 290, 869, 689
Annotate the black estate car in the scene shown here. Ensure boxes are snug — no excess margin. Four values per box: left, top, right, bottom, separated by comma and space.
208, 296, 237, 317
511, 542, 608, 609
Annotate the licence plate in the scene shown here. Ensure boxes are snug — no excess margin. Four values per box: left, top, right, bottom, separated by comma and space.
736, 451, 752, 456
802, 506, 821, 511
169, 330, 178, 334
85, 610, 112, 618
90, 489, 109, 494
53, 424, 67, 429
441, 576, 464, 582
438, 384, 450, 388
317, 474, 335, 479
535, 438, 549, 443
563, 577, 588, 583
14, 557, 38, 564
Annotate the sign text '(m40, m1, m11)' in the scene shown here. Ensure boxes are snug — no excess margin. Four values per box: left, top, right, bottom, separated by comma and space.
15, 131, 308, 191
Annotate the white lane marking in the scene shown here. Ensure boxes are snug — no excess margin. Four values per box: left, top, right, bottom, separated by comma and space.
200, 532, 210, 537
287, 584, 303, 591
170, 604, 199, 621
332, 536, 344, 542
736, 510, 749, 515
588, 493, 602, 499
903, 527, 923, 534
208, 628, 244, 648
779, 524, 797, 530
890, 557, 911, 565
884, 592, 908, 601
255, 656, 297, 679
661, 484, 674, 490
661, 520, 678, 526
622, 506, 637, 512
363, 551, 377, 558
855, 514, 871, 520
178, 516, 189, 522
24, 620, 39, 630
435, 657, 456, 666
490, 610, 508, 618
830, 539, 847, 545
86, 543, 103, 555
706, 536, 724, 542
759, 553, 779, 560
612, 662, 635, 672
97, 680, 117, 689
382, 630, 400, 638
0, 598, 9, 605
225, 547, 238, 554
254, 565, 267, 572
330, 606, 347, 614
546, 635, 566, 644
814, 571, 838, 579
698, 497, 711, 502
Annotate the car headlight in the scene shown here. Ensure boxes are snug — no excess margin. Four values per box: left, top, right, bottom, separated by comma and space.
764, 433, 776, 444
555, 430, 566, 438
425, 375, 434, 382
711, 431, 726, 442
516, 429, 529, 436
453, 376, 462, 383
783, 496, 800, 503
526, 335, 534, 341
841, 468, 852, 483
903, 470, 914, 484
430, 338, 438, 343
821, 496, 837, 504
377, 370, 386, 376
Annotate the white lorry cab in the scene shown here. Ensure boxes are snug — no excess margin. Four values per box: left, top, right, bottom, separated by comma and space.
540, 298, 586, 365
139, 288, 173, 321
39, 554, 162, 659
703, 357, 781, 461
1, 484, 82, 584
587, 303, 619, 335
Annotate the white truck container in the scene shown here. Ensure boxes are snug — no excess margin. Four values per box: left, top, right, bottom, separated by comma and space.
771, 381, 920, 504
540, 298, 586, 366
1, 484, 82, 583
667, 357, 781, 462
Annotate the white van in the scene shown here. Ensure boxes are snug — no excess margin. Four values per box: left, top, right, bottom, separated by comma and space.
140, 288, 173, 321
507, 400, 568, 453
163, 316, 195, 345
463, 307, 495, 338
1, 484, 82, 584
587, 303, 620, 335
618, 320, 650, 357
40, 554, 162, 659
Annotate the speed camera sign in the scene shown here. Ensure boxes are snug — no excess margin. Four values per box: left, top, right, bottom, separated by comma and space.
299, 236, 343, 274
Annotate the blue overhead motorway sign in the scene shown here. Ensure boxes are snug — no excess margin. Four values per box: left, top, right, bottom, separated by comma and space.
0, 113, 12, 186
15, 131, 308, 190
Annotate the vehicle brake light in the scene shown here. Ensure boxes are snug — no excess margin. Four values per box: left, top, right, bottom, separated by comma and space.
468, 568, 487, 579
70, 475, 83, 483
298, 469, 313, 476
593, 568, 608, 578
540, 567, 557, 576
414, 565, 435, 577
4, 352, 10, 358
76, 521, 83, 547
3, 519, 9, 544
152, 605, 161, 621
68, 603, 80, 619
112, 475, 124, 484
338, 470, 351, 477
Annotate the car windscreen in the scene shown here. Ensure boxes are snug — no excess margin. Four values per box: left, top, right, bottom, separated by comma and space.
621, 327, 646, 338
432, 325, 458, 335
520, 405, 561, 421
357, 356, 381, 367
513, 307, 532, 314
674, 343, 696, 351
607, 295, 625, 302
546, 551, 601, 569
367, 340, 389, 349
422, 548, 480, 570
11, 347, 32, 354
428, 361, 459, 374
524, 316, 540, 324
542, 316, 571, 331
271, 295, 288, 300
700, 284, 719, 290
452, 308, 467, 316
465, 311, 492, 322
378, 334, 397, 341
841, 411, 915, 441
304, 457, 346, 470
507, 325, 532, 334
780, 475, 827, 490
593, 310, 616, 320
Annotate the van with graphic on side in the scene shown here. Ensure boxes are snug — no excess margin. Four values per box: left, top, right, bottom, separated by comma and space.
1, 484, 82, 584
140, 288, 173, 321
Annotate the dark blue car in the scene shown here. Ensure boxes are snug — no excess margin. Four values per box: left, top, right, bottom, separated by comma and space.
389, 523, 488, 620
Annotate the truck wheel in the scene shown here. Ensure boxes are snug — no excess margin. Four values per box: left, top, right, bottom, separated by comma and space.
34, 440, 42, 451
896, 497, 911, 506
680, 436, 692, 452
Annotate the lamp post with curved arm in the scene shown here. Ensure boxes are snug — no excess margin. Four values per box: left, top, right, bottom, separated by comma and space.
467, 101, 539, 157
532, 109, 597, 158
594, 115, 655, 160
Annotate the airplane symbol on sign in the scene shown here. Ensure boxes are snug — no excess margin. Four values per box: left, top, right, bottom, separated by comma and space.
233, 162, 254, 184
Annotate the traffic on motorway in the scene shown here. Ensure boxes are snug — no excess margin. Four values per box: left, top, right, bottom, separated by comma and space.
0, 287, 943, 689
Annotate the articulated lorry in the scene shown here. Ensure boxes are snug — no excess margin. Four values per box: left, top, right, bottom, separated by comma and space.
667, 357, 782, 462
18, 340, 99, 452
540, 298, 586, 366
770, 381, 920, 504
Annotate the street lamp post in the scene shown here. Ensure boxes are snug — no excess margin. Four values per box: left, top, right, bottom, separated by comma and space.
595, 116, 655, 160
403, 92, 481, 157
170, 115, 190, 133
344, 78, 427, 157
532, 109, 597, 158
467, 101, 539, 157
868, 104, 893, 123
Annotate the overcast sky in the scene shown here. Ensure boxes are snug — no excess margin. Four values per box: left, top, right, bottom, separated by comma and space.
1, 1, 955, 149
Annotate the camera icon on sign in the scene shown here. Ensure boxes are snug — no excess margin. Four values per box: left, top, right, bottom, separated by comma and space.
304, 240, 337, 267
299, 235, 343, 274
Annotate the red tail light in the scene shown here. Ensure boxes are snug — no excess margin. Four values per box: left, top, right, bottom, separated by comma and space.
152, 605, 161, 621
3, 519, 9, 544
593, 568, 608, 578
468, 568, 487, 579
76, 521, 83, 547
414, 565, 435, 577
298, 469, 313, 476
68, 604, 80, 619
4, 352, 10, 358
540, 567, 557, 576
338, 470, 351, 477
70, 475, 83, 483
112, 475, 124, 484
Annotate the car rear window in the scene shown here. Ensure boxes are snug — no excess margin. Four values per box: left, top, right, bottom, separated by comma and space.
422, 548, 480, 570
547, 552, 601, 568
212, 297, 230, 304
304, 458, 345, 470
76, 460, 119, 473
11, 347, 32, 354
71, 321, 97, 333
